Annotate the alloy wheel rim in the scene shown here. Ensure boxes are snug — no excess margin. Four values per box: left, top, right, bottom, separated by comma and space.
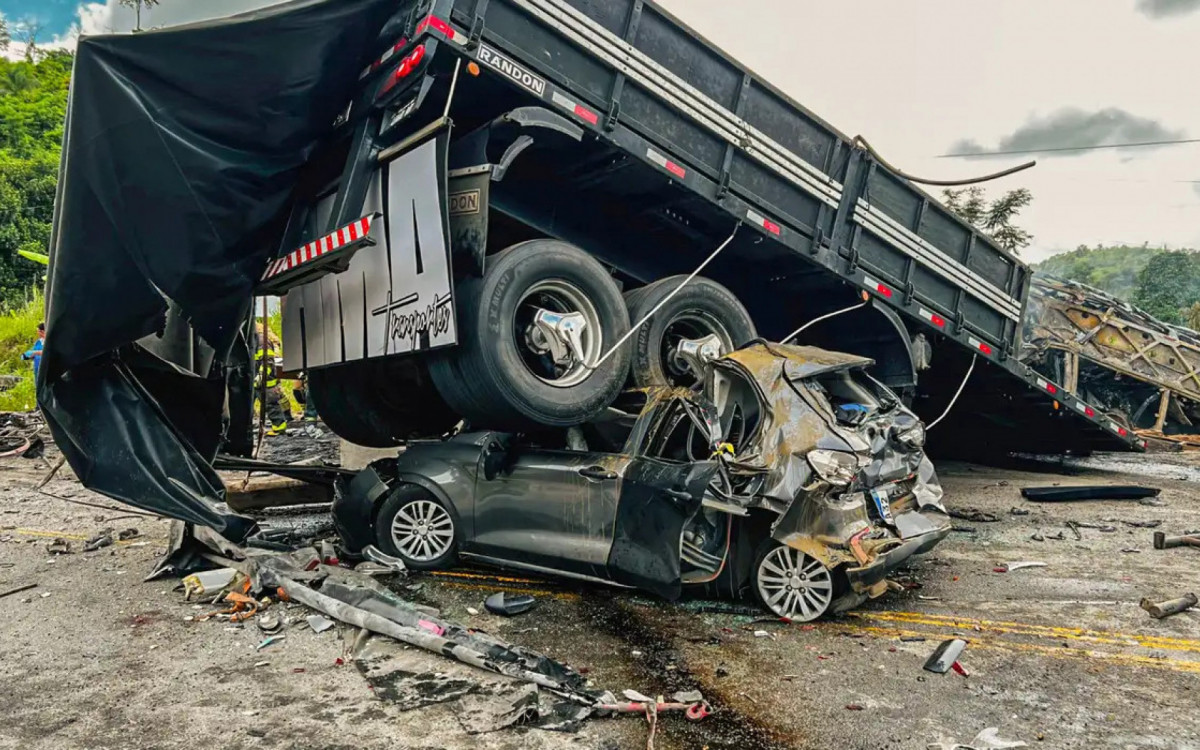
390, 500, 454, 562
515, 279, 604, 388
756, 546, 833, 621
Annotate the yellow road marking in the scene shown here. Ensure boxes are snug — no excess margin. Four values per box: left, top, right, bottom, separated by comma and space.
853, 610, 1200, 654
436, 580, 580, 601
849, 623, 1200, 675
427, 569, 548, 585
8, 528, 147, 546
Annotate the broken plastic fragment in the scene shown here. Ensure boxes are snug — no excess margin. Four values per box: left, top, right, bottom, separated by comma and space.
923, 638, 967, 674
306, 615, 335, 633
484, 592, 536, 617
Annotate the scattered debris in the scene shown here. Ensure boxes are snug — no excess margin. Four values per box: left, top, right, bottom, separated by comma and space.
182, 568, 239, 600
46, 538, 72, 555
900, 636, 927, 643
1009, 507, 1030, 516
257, 613, 282, 633
83, 529, 114, 552
256, 635, 286, 651
307, 614, 335, 633
0, 582, 37, 599
950, 661, 970, 677
845, 704, 865, 711
923, 638, 968, 674
117, 528, 140, 541
931, 727, 1028, 749
1021, 486, 1161, 502
1119, 520, 1162, 529
484, 592, 536, 617
1153, 532, 1200, 550
1121, 548, 1141, 554
948, 508, 1001, 523
361, 544, 406, 574
466, 607, 480, 616
1030, 533, 1045, 542
1066, 522, 1082, 541
995, 562, 1048, 573
1075, 522, 1116, 533
1140, 593, 1198, 620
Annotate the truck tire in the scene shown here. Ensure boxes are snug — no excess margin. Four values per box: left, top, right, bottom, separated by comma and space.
308, 357, 459, 448
625, 276, 757, 388
430, 240, 631, 429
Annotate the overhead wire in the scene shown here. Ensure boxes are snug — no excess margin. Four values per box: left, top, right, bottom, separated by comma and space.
853, 135, 1037, 186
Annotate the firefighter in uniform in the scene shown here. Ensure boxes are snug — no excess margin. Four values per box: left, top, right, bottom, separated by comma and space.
255, 326, 292, 436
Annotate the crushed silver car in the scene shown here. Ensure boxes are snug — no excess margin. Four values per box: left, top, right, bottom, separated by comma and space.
333, 342, 950, 621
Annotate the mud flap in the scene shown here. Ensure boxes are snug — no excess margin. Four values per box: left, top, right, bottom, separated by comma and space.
607, 460, 719, 601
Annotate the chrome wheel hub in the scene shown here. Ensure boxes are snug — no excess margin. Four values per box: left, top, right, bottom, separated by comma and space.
757, 546, 834, 622
390, 500, 454, 562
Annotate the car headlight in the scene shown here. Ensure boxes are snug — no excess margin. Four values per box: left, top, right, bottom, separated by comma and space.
894, 423, 925, 449
807, 450, 862, 486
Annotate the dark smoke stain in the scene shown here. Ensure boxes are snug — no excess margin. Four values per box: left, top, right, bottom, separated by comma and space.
579, 593, 795, 750
1136, 0, 1200, 18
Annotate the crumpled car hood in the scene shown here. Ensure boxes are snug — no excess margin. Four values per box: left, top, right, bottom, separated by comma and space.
705, 342, 944, 513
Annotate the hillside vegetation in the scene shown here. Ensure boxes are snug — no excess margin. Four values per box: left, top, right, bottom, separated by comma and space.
1036, 244, 1200, 327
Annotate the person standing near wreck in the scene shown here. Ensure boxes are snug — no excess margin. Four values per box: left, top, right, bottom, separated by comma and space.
22, 322, 45, 388
255, 324, 293, 436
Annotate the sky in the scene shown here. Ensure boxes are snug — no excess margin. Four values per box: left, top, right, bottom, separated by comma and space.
1, 0, 1197, 262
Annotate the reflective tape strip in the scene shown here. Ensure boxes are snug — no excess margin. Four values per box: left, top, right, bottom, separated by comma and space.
917, 307, 946, 328
863, 275, 894, 299
647, 148, 686, 179
416, 15, 465, 46
550, 91, 598, 125
746, 210, 781, 236
1073, 401, 1096, 418
263, 215, 377, 281
1035, 377, 1058, 395
968, 336, 994, 356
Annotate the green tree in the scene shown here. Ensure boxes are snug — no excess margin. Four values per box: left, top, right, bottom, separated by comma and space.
1132, 251, 1200, 325
118, 0, 162, 32
0, 51, 72, 306
0, 18, 10, 52
1036, 243, 1172, 301
942, 186, 1034, 255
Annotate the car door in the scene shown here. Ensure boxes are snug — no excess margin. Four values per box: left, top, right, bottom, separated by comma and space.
469, 438, 629, 580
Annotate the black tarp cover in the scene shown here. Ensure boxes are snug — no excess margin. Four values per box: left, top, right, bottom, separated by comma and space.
40, 0, 400, 540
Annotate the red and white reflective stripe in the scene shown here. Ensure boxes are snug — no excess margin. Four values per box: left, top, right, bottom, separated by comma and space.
967, 336, 993, 356
550, 91, 599, 125
360, 38, 409, 79
1109, 421, 1128, 436
416, 15, 464, 45
863, 275, 893, 299
263, 215, 377, 281
1035, 377, 1058, 395
1073, 401, 1096, 418
746, 210, 781, 236
646, 148, 686, 179
917, 307, 946, 328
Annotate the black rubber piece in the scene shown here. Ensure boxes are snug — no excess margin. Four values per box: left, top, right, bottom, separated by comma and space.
308, 357, 460, 448
429, 240, 631, 430
374, 484, 459, 571
1020, 486, 1161, 502
625, 275, 756, 388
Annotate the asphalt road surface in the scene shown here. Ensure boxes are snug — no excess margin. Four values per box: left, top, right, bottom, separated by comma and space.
1, 445, 1198, 750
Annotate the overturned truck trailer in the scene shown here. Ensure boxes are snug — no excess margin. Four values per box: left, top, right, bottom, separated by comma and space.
1024, 275, 1200, 438
41, 0, 1140, 538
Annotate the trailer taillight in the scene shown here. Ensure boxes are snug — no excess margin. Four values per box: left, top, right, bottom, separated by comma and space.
377, 44, 427, 101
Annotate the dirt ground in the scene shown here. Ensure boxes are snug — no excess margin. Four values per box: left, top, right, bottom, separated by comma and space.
1, 440, 1199, 750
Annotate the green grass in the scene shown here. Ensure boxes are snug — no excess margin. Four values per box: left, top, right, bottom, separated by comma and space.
0, 289, 43, 412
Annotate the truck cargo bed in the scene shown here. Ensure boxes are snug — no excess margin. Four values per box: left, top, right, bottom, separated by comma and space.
305, 0, 1141, 454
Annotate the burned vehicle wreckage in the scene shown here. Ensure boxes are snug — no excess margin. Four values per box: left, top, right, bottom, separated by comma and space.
333, 342, 949, 621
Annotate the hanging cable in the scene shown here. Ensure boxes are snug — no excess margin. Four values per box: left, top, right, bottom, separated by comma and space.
926, 354, 977, 430
782, 298, 871, 345
585, 222, 740, 371
853, 135, 1036, 187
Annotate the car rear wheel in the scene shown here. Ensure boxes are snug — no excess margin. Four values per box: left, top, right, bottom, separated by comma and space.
753, 542, 834, 622
308, 357, 460, 448
625, 276, 756, 388
375, 485, 458, 571
429, 240, 631, 430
